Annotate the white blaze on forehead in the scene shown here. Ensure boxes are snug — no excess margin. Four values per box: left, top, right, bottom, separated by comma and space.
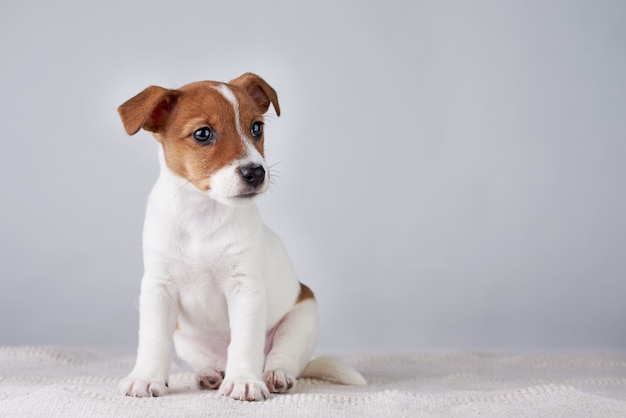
213, 84, 246, 140
212, 83, 265, 165
206, 84, 269, 203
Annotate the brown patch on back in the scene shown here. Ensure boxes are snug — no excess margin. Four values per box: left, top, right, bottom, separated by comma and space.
296, 282, 315, 304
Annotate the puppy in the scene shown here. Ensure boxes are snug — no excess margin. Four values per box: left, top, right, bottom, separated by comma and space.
118, 73, 365, 401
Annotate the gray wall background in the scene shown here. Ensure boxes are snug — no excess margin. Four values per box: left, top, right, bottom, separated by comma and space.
1, 0, 624, 354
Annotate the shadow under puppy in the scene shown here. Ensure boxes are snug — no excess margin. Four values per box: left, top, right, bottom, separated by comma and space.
118, 73, 366, 401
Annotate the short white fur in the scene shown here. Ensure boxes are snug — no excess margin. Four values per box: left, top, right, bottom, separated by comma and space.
119, 77, 366, 402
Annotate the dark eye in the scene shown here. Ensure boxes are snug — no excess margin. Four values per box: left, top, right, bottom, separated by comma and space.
250, 121, 264, 139
193, 127, 213, 143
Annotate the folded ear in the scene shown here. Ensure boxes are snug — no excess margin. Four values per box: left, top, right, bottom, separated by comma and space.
229, 73, 281, 117
118, 86, 180, 135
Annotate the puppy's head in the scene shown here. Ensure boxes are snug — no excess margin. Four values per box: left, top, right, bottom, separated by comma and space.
118, 73, 280, 206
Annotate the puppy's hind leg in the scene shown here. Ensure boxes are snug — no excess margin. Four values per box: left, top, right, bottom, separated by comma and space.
173, 332, 227, 390
263, 296, 319, 393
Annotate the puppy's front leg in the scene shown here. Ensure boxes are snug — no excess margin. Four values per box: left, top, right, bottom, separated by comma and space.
120, 277, 178, 397
219, 277, 269, 401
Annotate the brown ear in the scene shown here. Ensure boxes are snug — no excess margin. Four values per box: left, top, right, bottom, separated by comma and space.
118, 86, 180, 135
230, 73, 281, 116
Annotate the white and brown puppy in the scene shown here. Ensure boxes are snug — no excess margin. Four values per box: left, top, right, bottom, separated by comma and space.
118, 73, 365, 401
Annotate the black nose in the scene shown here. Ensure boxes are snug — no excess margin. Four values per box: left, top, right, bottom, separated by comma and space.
239, 164, 266, 187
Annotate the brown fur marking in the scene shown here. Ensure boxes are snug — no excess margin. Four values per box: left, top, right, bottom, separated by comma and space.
296, 282, 315, 304
118, 74, 280, 192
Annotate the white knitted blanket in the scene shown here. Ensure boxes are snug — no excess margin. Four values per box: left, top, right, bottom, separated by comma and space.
0, 346, 625, 417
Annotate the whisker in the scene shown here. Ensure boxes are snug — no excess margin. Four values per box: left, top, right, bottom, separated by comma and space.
268, 161, 283, 169
168, 179, 192, 208
269, 168, 283, 183
174, 180, 191, 198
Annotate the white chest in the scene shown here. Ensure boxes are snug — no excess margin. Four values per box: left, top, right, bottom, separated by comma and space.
143, 182, 266, 331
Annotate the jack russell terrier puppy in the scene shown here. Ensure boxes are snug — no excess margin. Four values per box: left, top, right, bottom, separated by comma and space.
118, 73, 366, 401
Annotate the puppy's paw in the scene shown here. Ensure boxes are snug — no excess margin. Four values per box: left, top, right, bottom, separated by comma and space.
263, 369, 295, 393
218, 378, 269, 401
197, 367, 225, 390
119, 375, 168, 398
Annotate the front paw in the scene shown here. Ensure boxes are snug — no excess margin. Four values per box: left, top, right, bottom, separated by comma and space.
119, 375, 168, 398
218, 378, 269, 401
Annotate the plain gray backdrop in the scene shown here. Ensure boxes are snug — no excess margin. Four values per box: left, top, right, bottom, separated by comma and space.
1, 0, 624, 354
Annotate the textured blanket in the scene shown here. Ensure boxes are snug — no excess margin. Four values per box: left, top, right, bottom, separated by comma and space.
0, 346, 625, 417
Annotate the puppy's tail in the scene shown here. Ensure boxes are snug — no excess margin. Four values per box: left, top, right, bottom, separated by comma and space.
300, 356, 367, 385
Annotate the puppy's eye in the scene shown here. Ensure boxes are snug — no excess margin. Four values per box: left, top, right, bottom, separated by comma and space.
193, 127, 213, 143
250, 121, 264, 139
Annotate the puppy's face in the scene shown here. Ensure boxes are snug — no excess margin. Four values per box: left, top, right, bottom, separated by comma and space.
119, 73, 281, 206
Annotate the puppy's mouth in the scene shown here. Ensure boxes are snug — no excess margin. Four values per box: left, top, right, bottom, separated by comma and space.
236, 192, 259, 199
